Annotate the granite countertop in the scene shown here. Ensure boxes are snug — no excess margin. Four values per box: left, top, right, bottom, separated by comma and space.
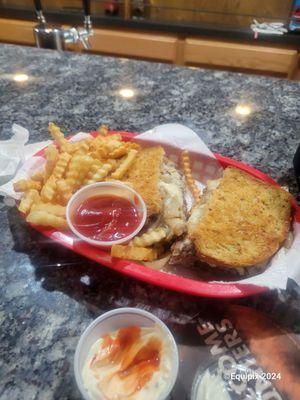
1, 44, 300, 400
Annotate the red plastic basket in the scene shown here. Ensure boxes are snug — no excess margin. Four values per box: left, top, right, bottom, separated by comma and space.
28, 131, 300, 298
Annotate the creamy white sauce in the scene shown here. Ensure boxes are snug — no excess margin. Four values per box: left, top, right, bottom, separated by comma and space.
188, 178, 221, 236
158, 158, 187, 237
82, 325, 173, 400
187, 204, 206, 235
196, 369, 231, 400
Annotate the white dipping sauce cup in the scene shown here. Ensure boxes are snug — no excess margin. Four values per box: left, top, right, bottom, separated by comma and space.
74, 307, 179, 400
66, 182, 147, 248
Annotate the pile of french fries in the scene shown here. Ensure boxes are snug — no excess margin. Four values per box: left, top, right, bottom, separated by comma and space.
14, 123, 140, 230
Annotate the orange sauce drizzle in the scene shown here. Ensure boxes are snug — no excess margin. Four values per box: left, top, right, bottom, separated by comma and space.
90, 326, 162, 397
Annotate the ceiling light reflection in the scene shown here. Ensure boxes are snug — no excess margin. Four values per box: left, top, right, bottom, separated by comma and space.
13, 73, 29, 82
119, 88, 135, 99
235, 104, 252, 116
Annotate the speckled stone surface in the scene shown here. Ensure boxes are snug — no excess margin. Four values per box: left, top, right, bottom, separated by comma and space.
1, 44, 300, 400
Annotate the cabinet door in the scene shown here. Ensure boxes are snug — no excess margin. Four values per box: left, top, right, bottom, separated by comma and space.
184, 38, 298, 75
90, 29, 178, 61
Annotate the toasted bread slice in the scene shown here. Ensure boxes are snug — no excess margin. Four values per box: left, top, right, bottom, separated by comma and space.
124, 146, 165, 216
188, 167, 293, 269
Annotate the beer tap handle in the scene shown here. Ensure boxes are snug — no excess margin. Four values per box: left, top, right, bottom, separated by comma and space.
33, 0, 46, 23
82, 0, 92, 31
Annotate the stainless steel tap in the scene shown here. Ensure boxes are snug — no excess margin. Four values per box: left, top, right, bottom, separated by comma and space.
33, 0, 93, 51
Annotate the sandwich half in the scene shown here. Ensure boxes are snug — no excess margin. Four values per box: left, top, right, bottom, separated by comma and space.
122, 145, 187, 247
188, 166, 293, 270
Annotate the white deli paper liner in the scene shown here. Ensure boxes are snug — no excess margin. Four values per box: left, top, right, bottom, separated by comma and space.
1, 123, 299, 290
0, 124, 41, 186
0, 132, 89, 199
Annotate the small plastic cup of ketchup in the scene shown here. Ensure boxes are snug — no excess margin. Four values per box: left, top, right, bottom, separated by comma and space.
66, 182, 147, 247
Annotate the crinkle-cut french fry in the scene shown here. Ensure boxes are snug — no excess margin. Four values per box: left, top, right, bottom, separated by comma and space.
105, 178, 133, 187
83, 159, 103, 183
56, 179, 72, 205
26, 210, 68, 230
73, 139, 92, 155
107, 142, 140, 159
94, 134, 122, 149
92, 146, 109, 159
89, 135, 105, 150
18, 189, 40, 214
65, 155, 93, 190
40, 175, 56, 202
89, 150, 99, 160
89, 135, 106, 150
52, 152, 72, 179
109, 145, 128, 159
85, 163, 112, 184
31, 202, 66, 217
90, 134, 123, 159
181, 150, 201, 203
106, 158, 118, 168
56, 179, 71, 193
97, 124, 109, 136
60, 142, 70, 153
60, 139, 90, 155
85, 159, 103, 178
111, 244, 158, 261
60, 142, 76, 154
31, 171, 45, 183
125, 142, 140, 151
82, 138, 93, 147
14, 179, 42, 192
44, 145, 59, 180
105, 140, 123, 154
48, 122, 67, 147
57, 192, 72, 206
111, 149, 138, 180
132, 226, 169, 247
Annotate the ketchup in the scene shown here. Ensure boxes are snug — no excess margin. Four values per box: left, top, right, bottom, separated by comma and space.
72, 195, 140, 242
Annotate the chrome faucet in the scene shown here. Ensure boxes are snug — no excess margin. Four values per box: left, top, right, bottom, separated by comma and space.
33, 0, 93, 51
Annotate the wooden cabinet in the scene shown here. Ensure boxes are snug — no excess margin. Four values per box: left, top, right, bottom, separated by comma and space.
184, 38, 298, 77
0, 18, 35, 44
89, 29, 178, 61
